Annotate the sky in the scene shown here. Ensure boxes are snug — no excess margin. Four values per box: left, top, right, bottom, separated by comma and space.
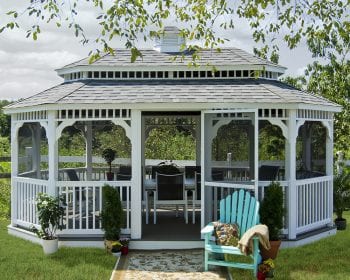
0, 2, 315, 100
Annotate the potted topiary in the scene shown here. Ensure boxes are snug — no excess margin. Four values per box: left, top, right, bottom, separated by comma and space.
259, 181, 284, 260
101, 184, 123, 254
333, 168, 350, 230
31, 193, 64, 255
102, 148, 117, 181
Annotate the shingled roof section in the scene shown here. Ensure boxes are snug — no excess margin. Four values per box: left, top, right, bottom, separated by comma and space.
6, 79, 339, 109
60, 48, 285, 69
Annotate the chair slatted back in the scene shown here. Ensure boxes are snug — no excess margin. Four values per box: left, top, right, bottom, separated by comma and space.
219, 189, 259, 238
259, 165, 280, 180
66, 169, 79, 181
156, 172, 184, 200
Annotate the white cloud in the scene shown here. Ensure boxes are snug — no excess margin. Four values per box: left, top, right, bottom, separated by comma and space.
0, 79, 59, 100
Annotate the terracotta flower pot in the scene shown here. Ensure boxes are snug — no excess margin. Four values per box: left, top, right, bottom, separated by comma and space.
121, 246, 129, 255
260, 240, 281, 260
257, 271, 266, 280
106, 172, 114, 181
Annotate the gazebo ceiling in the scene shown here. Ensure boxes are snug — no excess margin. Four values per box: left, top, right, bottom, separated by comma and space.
6, 78, 340, 111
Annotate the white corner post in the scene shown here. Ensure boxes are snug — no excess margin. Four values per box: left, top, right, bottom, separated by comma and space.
196, 117, 201, 166
131, 109, 142, 239
200, 111, 205, 228
85, 121, 93, 181
248, 124, 255, 180
254, 111, 259, 197
323, 120, 334, 225
47, 111, 58, 196
323, 120, 334, 177
10, 116, 20, 227
286, 109, 297, 239
201, 112, 213, 227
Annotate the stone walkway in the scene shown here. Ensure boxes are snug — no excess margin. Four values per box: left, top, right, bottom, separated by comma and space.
112, 249, 228, 280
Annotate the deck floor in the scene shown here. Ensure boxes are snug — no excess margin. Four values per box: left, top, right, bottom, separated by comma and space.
142, 209, 202, 241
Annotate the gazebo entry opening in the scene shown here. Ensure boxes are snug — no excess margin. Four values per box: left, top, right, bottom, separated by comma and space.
141, 112, 201, 240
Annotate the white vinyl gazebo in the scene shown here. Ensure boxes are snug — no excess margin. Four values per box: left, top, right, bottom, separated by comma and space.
5, 27, 341, 249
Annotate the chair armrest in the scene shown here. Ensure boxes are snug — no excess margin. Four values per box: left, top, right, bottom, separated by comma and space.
201, 224, 214, 235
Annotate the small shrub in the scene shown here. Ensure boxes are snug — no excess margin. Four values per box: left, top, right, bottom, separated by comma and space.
260, 182, 284, 241
101, 185, 122, 240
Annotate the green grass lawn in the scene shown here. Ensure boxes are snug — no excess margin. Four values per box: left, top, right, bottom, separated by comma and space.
0, 220, 116, 280
229, 211, 350, 280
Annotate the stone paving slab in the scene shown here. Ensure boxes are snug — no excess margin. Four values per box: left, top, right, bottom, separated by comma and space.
113, 249, 228, 280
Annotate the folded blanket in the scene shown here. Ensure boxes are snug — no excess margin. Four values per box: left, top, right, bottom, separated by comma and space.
238, 224, 271, 256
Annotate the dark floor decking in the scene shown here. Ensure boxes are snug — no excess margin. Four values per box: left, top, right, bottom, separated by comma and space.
142, 210, 202, 241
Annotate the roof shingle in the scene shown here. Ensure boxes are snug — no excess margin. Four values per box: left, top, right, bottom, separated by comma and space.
6, 79, 339, 109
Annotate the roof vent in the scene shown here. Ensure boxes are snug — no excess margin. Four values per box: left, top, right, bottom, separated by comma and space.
154, 26, 186, 53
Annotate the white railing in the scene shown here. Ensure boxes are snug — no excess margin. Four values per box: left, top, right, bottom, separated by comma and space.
57, 181, 131, 235
12, 177, 48, 228
296, 176, 332, 234
205, 181, 255, 222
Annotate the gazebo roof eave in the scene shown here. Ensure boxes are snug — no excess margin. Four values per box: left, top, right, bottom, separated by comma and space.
55, 63, 286, 76
4, 100, 341, 115
57, 47, 286, 71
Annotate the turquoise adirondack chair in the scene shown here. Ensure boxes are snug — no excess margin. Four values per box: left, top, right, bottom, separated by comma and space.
201, 189, 260, 276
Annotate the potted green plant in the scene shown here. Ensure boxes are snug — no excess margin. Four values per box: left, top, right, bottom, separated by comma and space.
111, 240, 122, 257
101, 184, 123, 253
333, 168, 350, 230
259, 181, 284, 260
31, 193, 64, 255
102, 148, 117, 181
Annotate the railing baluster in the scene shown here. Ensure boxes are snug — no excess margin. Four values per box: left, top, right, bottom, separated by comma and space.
18, 182, 22, 222
99, 186, 102, 228
93, 186, 96, 229
86, 187, 89, 229
25, 182, 29, 223
79, 187, 82, 229
126, 185, 130, 229
65, 186, 69, 229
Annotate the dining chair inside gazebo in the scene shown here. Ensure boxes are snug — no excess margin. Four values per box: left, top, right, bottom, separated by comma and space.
153, 172, 188, 224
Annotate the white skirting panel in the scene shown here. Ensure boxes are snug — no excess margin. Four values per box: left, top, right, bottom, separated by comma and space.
7, 224, 41, 245
281, 227, 336, 248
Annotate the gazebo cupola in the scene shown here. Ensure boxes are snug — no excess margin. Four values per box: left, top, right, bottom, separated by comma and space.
153, 26, 186, 53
